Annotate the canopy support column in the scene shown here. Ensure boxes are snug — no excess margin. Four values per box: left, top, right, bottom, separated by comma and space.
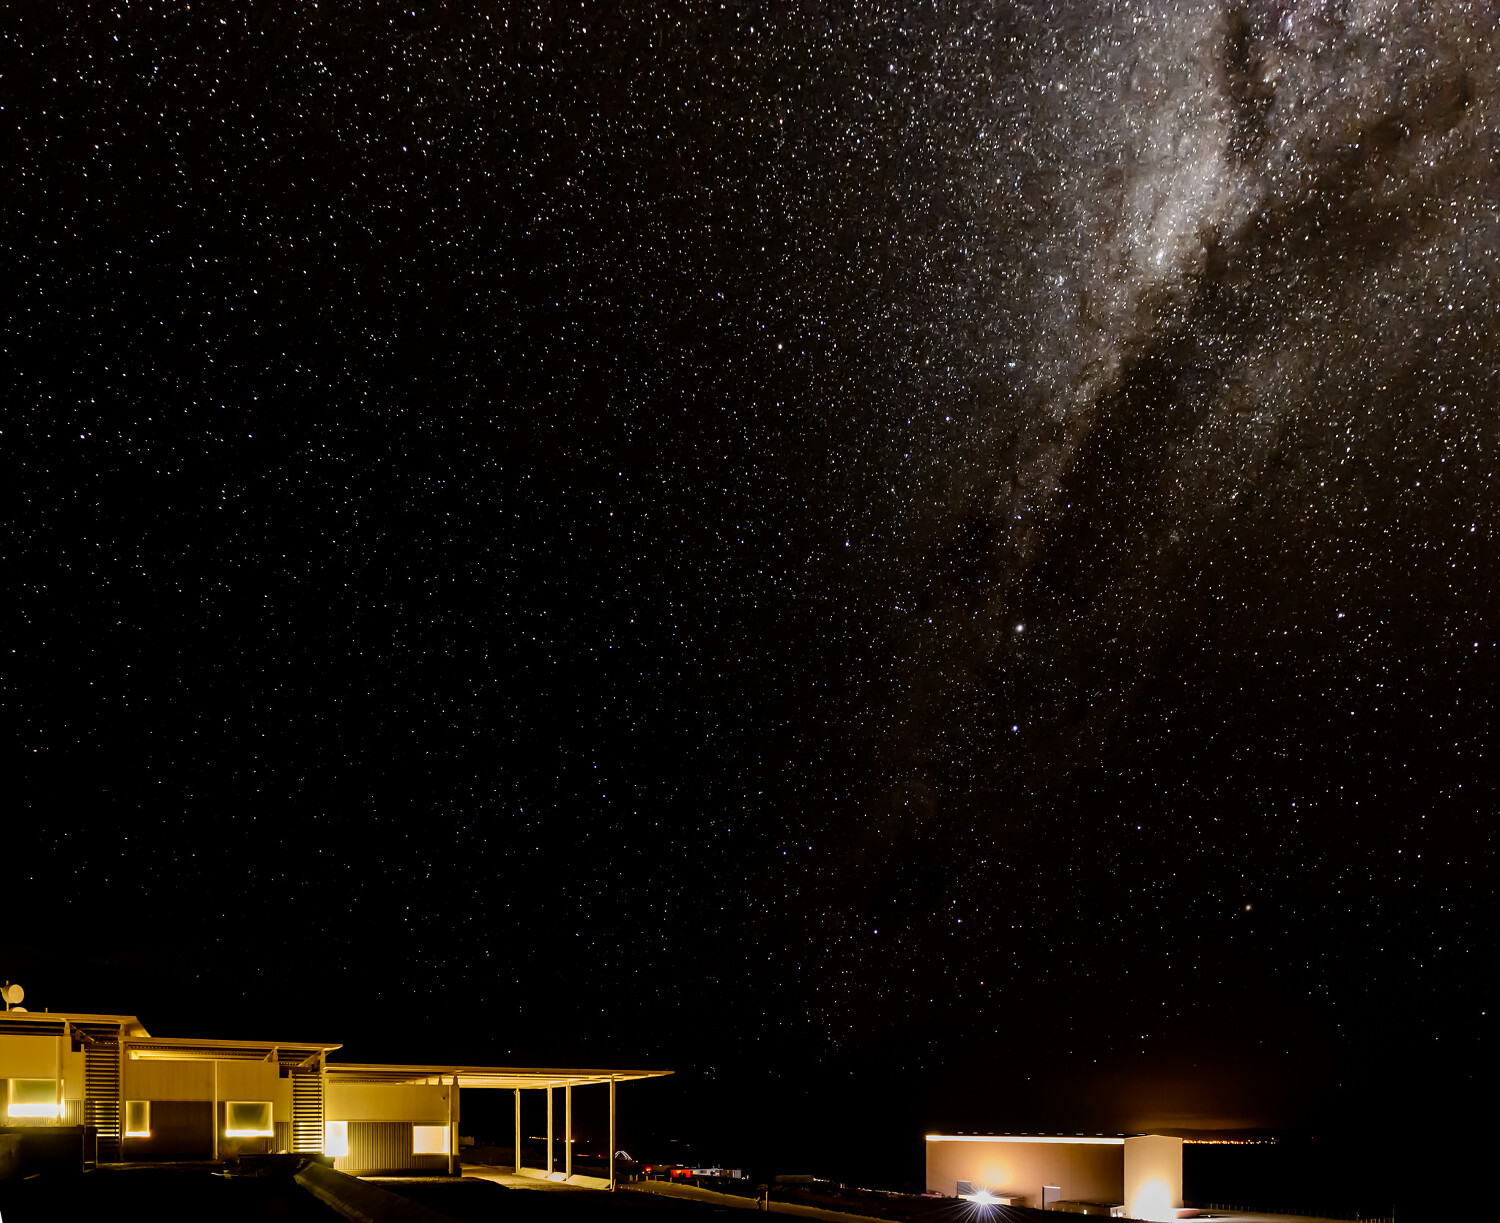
320, 1052, 327, 1161
546, 1084, 554, 1175
565, 1084, 572, 1179
55, 1026, 64, 1127
514, 1088, 522, 1174
448, 1073, 458, 1177
608, 1077, 617, 1191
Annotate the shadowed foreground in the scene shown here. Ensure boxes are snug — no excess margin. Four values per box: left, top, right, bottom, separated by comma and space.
0, 1165, 345, 1223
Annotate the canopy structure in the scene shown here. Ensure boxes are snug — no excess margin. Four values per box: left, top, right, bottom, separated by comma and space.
325, 1063, 670, 1088
326, 1061, 672, 1185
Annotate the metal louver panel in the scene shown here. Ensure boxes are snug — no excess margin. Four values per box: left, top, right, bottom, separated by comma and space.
291, 1071, 324, 1154
84, 1039, 122, 1161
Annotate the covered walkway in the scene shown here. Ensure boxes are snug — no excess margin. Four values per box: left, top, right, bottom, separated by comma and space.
325, 1064, 672, 1186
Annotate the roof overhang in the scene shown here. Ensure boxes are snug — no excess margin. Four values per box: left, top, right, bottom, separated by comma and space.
127, 1036, 342, 1064
0, 1011, 151, 1037
325, 1063, 672, 1089
926, 1135, 1127, 1145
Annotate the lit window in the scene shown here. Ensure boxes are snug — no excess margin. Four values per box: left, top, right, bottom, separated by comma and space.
125, 1099, 151, 1137
8, 1079, 61, 1118
225, 1101, 274, 1137
412, 1125, 450, 1155
324, 1120, 349, 1157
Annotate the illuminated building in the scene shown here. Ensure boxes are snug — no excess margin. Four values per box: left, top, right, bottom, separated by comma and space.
0, 1005, 668, 1181
927, 1132, 1184, 1220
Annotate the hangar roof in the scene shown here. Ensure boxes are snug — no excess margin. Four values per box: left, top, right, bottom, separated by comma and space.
926, 1134, 1127, 1145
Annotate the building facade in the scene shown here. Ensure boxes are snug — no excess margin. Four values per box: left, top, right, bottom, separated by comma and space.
1, 1005, 667, 1181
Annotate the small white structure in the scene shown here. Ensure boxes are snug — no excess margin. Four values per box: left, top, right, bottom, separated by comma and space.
927, 1132, 1184, 1219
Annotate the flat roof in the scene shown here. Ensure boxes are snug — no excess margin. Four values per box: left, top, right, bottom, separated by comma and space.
325, 1063, 673, 1089
926, 1135, 1127, 1145
126, 1035, 343, 1062
0, 1011, 151, 1037
0, 1010, 669, 1088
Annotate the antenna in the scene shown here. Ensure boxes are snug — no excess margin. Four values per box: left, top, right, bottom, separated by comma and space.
1, 982, 24, 1010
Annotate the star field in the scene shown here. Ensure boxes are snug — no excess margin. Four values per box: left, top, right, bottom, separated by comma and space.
4, 0, 1497, 1206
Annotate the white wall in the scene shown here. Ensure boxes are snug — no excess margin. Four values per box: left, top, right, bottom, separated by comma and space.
0, 1034, 87, 1101
125, 1058, 292, 1121
126, 1058, 213, 1101
1123, 1135, 1183, 1220
326, 1082, 454, 1124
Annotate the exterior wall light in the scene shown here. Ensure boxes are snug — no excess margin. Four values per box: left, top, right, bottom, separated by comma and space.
7, 1078, 62, 1118
412, 1125, 450, 1155
125, 1099, 151, 1137
324, 1120, 349, 1157
225, 1100, 274, 1137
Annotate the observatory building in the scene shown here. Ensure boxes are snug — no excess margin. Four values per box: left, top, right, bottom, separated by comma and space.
926, 1132, 1185, 1220
0, 986, 668, 1181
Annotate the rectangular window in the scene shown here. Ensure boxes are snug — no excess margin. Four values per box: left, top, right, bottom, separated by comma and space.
225, 1101, 274, 1137
324, 1120, 349, 1157
8, 1079, 61, 1119
412, 1125, 450, 1155
125, 1099, 151, 1137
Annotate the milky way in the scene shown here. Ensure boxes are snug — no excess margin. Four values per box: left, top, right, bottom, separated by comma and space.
796, 0, 1500, 1158
896, 0, 1496, 761
5, 0, 1496, 1199
737, 0, 1500, 1100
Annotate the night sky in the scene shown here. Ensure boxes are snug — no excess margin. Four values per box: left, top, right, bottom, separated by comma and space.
5, 0, 1497, 1210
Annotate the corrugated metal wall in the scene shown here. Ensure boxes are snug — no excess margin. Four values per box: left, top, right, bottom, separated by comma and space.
123, 1100, 213, 1160
117, 1102, 287, 1161
336, 1122, 448, 1174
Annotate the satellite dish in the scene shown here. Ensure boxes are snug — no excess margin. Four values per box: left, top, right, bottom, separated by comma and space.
1, 983, 23, 1005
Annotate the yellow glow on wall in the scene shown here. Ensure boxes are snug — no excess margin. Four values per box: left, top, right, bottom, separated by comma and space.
7, 1079, 62, 1118
225, 1100, 274, 1137
412, 1124, 450, 1155
324, 1121, 349, 1157
125, 1099, 151, 1137
1128, 1177, 1175, 1221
